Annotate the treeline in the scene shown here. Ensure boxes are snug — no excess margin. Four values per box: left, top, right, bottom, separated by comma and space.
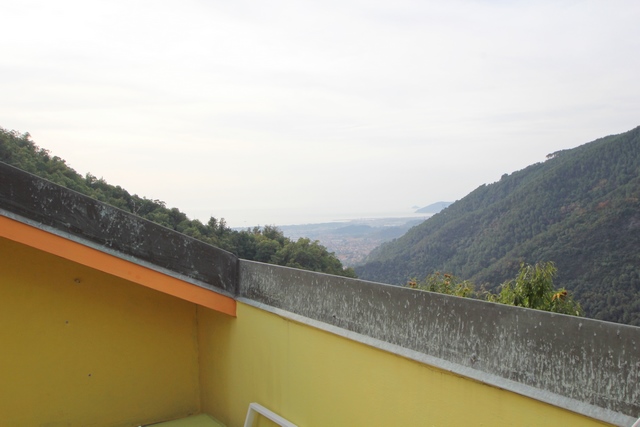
410, 262, 583, 317
357, 126, 640, 325
0, 128, 356, 278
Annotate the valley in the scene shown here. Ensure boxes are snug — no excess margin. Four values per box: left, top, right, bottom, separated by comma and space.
279, 216, 428, 266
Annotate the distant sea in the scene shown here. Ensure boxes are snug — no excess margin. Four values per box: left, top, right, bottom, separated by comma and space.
211, 208, 431, 229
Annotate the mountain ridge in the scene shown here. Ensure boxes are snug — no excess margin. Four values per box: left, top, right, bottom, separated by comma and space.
356, 126, 640, 325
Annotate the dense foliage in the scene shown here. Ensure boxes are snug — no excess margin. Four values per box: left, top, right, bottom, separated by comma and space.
408, 272, 475, 298
409, 262, 583, 316
486, 262, 583, 316
0, 128, 356, 278
358, 126, 640, 325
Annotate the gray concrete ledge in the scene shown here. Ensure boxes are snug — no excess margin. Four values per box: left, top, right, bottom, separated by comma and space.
239, 260, 640, 426
1, 209, 236, 300
0, 162, 238, 295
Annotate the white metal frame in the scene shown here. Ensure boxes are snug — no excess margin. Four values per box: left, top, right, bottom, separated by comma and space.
243, 402, 298, 427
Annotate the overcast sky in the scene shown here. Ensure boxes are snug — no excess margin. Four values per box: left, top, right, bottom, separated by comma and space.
2, 1, 639, 227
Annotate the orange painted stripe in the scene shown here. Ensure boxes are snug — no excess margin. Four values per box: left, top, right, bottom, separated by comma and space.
0, 215, 236, 316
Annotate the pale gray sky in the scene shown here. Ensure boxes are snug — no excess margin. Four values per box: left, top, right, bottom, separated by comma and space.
2, 0, 639, 227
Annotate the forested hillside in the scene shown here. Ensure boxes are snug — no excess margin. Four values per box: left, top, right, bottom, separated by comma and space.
0, 128, 355, 278
356, 126, 640, 325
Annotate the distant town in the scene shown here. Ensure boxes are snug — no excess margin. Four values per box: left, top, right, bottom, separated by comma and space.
279, 216, 428, 266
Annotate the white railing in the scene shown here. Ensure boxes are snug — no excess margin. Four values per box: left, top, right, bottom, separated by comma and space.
243, 402, 297, 427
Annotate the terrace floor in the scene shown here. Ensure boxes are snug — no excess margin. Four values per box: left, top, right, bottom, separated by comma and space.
143, 414, 225, 427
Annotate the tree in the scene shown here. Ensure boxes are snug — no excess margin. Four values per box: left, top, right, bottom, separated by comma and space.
272, 237, 356, 278
487, 262, 583, 316
408, 272, 475, 298
407, 262, 583, 317
0, 127, 357, 279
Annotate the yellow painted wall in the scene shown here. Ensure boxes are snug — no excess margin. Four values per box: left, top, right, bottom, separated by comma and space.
0, 237, 202, 427
0, 229, 618, 427
198, 302, 613, 427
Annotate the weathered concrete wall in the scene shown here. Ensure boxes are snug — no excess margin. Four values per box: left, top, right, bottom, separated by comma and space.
199, 301, 612, 427
3, 160, 637, 425
239, 260, 640, 426
0, 162, 237, 295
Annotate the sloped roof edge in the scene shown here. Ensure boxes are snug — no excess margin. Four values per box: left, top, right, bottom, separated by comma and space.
0, 162, 238, 313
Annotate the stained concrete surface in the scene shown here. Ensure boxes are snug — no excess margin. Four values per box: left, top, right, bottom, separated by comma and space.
239, 260, 640, 425
0, 162, 237, 295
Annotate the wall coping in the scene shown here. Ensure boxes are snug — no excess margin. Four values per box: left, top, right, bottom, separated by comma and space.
0, 162, 238, 296
2, 161, 638, 425
239, 260, 640, 426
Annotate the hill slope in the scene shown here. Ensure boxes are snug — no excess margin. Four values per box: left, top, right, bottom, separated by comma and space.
356, 126, 640, 325
0, 127, 355, 278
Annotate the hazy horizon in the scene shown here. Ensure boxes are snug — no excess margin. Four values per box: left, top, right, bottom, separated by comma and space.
222, 206, 433, 229
3, 1, 639, 227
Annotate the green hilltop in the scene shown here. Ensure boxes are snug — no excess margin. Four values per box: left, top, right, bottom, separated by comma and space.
0, 127, 356, 278
356, 126, 640, 325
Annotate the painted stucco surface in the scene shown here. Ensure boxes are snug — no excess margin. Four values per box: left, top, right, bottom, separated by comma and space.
198, 302, 611, 427
0, 237, 202, 427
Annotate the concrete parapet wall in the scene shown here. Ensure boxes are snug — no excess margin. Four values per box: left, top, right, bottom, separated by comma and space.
239, 260, 640, 426
2, 160, 638, 425
0, 162, 237, 295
